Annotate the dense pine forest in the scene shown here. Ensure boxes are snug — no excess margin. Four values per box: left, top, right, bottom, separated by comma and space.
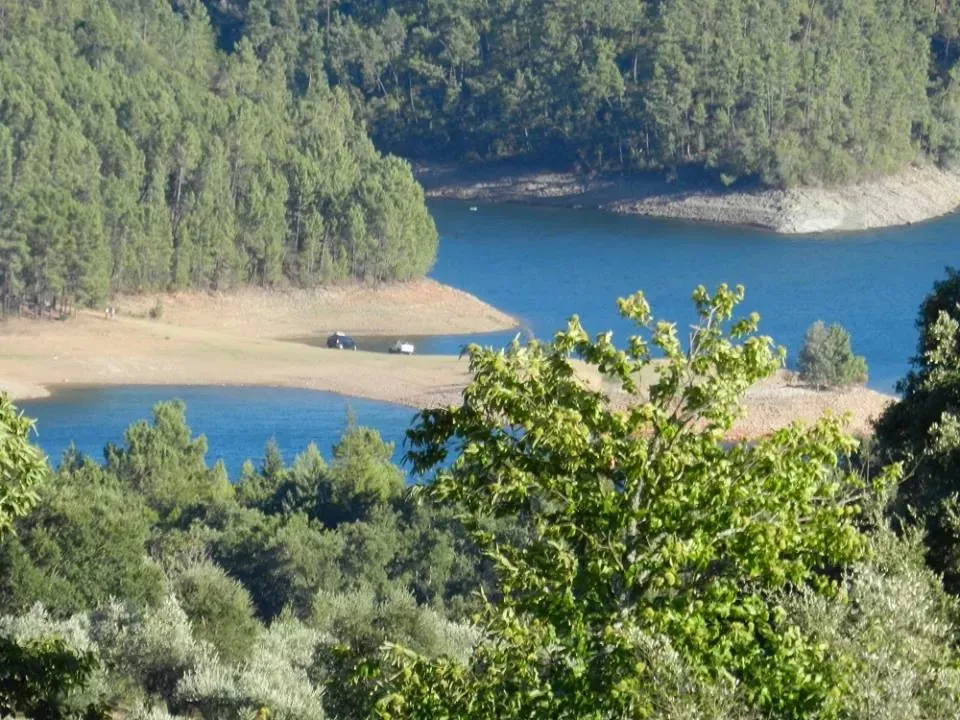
6, 0, 960, 309
0, 0, 437, 311
206, 0, 960, 186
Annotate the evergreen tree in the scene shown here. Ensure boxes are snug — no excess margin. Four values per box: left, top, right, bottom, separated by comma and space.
209, 0, 950, 186
0, 0, 438, 309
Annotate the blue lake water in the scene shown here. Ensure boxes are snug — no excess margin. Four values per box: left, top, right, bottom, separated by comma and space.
18, 201, 960, 468
428, 201, 960, 392
20, 386, 417, 478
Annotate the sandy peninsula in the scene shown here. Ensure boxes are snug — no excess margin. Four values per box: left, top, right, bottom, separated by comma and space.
419, 162, 960, 234
0, 281, 518, 408
113, 279, 518, 338
0, 280, 894, 441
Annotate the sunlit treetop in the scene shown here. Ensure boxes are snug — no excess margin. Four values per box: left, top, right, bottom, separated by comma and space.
378, 285, 896, 720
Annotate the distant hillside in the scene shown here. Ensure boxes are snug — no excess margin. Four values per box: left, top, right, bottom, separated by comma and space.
0, 0, 437, 311
203, 0, 960, 187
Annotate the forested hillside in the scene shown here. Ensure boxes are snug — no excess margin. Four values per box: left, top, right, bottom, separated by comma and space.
205, 0, 960, 186
0, 0, 437, 311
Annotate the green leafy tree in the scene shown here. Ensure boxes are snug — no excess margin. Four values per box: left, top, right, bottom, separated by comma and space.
875, 267, 960, 592
311, 584, 476, 720
0, 0, 438, 311
213, 509, 344, 620
798, 320, 869, 389
375, 285, 894, 720
0, 459, 165, 616
224, 0, 939, 185
0, 399, 107, 718
0, 394, 47, 537
314, 425, 406, 529
0, 636, 106, 719
104, 401, 233, 522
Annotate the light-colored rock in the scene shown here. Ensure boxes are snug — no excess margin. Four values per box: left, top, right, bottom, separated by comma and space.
619, 165, 960, 234
420, 163, 960, 234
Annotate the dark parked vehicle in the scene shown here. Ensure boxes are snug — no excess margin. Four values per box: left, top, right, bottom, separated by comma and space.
326, 332, 357, 350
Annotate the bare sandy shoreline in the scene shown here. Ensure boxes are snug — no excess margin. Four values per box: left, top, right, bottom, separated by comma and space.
0, 281, 894, 440
418, 163, 960, 234
112, 279, 519, 338
0, 281, 518, 409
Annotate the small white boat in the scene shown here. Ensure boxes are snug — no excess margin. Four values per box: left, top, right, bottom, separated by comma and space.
388, 340, 415, 355
469, 206, 479, 212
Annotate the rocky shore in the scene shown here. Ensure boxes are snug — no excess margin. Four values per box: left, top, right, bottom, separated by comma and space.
419, 163, 960, 234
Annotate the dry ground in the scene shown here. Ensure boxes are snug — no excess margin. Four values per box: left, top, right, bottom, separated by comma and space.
734, 370, 893, 439
613, 165, 960, 234
112, 279, 517, 338
0, 282, 517, 407
0, 283, 894, 439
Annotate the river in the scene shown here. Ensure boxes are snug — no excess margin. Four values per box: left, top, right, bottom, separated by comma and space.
20, 201, 960, 475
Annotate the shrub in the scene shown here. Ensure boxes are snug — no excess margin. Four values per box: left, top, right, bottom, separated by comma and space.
786, 526, 960, 720
311, 585, 478, 719
0, 604, 109, 717
175, 614, 325, 719
125, 700, 185, 720
798, 320, 868, 389
89, 596, 210, 700
173, 561, 260, 665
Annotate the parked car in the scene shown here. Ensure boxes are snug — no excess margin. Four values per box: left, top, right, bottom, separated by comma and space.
388, 340, 415, 355
327, 332, 357, 350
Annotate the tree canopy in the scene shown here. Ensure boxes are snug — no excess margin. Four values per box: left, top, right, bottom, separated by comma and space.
376, 286, 897, 719
202, 0, 960, 186
875, 267, 960, 592
0, 0, 438, 312
0, 395, 47, 538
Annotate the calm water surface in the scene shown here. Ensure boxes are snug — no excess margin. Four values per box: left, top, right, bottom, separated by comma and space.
21, 202, 960, 465
429, 201, 960, 391
21, 386, 416, 478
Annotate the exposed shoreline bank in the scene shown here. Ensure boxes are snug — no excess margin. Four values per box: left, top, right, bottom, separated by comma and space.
1, 280, 895, 440
0, 281, 518, 410
1, 324, 894, 442
8, 372, 895, 443
418, 163, 960, 234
